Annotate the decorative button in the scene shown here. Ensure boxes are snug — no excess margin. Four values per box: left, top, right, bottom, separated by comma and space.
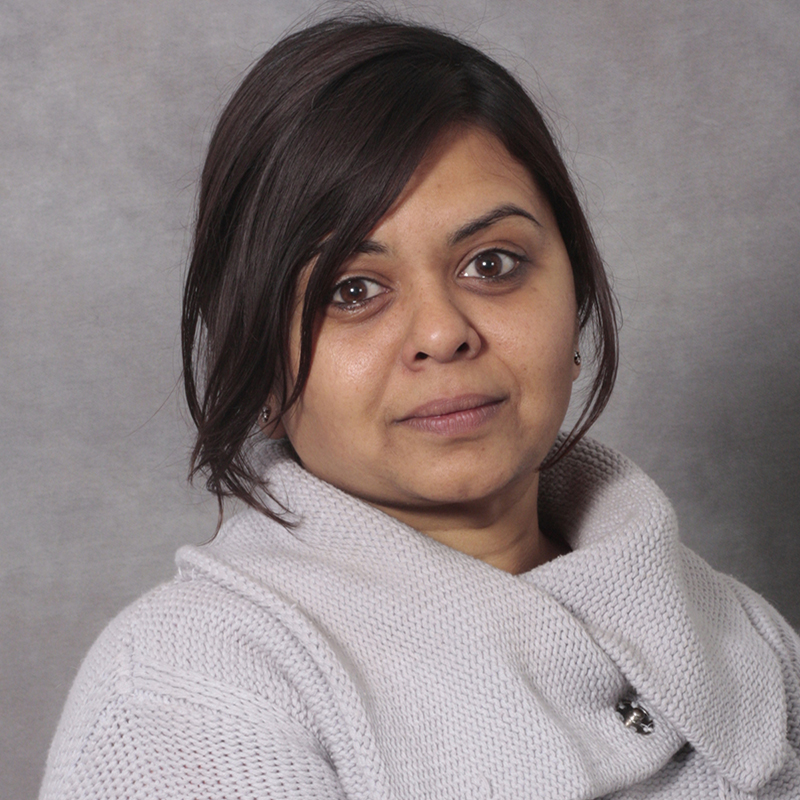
616, 698, 655, 735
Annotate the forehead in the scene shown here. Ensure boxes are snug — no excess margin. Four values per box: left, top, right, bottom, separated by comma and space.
368, 126, 545, 240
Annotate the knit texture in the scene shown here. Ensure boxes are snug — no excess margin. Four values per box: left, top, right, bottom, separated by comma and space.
40, 438, 800, 799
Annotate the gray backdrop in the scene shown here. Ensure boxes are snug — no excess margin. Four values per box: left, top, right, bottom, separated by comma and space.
2, 0, 799, 796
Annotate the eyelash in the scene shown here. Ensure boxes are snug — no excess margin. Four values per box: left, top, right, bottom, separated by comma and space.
458, 248, 528, 281
329, 277, 387, 310
329, 248, 528, 311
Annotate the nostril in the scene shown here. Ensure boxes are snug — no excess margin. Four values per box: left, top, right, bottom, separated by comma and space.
415, 352, 429, 361
456, 342, 469, 353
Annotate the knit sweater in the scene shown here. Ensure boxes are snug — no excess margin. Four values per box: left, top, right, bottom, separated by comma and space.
41, 438, 800, 799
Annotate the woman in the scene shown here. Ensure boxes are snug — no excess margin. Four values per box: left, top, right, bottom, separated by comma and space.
41, 15, 800, 799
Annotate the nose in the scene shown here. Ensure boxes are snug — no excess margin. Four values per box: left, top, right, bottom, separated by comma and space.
401, 285, 482, 368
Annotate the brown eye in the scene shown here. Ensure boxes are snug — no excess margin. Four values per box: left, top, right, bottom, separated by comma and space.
340, 279, 367, 302
476, 253, 503, 276
330, 277, 384, 307
460, 250, 520, 279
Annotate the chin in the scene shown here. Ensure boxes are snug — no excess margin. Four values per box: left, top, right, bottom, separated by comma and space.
394, 466, 529, 508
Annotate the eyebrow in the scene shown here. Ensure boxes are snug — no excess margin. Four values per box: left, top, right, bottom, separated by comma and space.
353, 203, 541, 255
449, 203, 541, 246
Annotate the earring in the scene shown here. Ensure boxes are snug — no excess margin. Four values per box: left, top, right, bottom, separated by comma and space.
573, 350, 581, 366
260, 405, 271, 424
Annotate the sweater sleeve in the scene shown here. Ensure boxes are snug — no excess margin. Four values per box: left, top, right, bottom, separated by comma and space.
39, 594, 348, 800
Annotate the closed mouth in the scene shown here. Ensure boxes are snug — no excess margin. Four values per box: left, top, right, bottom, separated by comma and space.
396, 394, 506, 435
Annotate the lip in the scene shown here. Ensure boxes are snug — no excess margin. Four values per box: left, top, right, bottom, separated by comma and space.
396, 394, 506, 436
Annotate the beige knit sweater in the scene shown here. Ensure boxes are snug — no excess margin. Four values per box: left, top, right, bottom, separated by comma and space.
41, 438, 800, 799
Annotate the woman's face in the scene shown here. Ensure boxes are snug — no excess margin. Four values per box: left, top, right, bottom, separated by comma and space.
281, 126, 579, 517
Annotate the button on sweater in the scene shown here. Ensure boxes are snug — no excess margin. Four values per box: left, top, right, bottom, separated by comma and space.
40, 438, 800, 799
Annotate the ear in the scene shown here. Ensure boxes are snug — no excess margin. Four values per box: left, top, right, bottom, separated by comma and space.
572, 323, 581, 382
257, 403, 287, 439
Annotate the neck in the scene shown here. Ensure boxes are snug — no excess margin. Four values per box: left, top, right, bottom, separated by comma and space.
371, 472, 567, 574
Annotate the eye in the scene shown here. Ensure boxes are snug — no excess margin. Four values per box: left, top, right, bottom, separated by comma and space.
459, 249, 523, 279
330, 277, 385, 307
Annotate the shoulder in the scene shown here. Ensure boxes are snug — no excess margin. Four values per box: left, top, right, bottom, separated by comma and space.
40, 571, 346, 799
712, 562, 800, 710
678, 546, 800, 751
60, 570, 324, 726
679, 545, 800, 656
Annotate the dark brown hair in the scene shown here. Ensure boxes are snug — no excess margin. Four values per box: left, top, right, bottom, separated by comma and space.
182, 14, 618, 522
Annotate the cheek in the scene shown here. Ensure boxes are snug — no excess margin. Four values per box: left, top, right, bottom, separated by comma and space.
491, 298, 576, 377
291, 325, 395, 430
284, 325, 400, 482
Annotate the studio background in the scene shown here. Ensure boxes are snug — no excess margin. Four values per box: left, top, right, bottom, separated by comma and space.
2, 0, 798, 797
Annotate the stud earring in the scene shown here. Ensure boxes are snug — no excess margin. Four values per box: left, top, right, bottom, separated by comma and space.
260, 405, 271, 424
573, 350, 581, 366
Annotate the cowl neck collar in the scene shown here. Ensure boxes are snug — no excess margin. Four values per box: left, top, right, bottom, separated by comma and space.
244, 435, 788, 793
